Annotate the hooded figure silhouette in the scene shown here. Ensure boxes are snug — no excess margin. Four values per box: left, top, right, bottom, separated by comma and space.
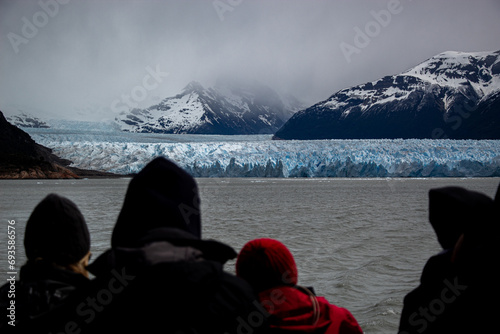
111, 157, 201, 247
82, 157, 268, 334
399, 183, 500, 334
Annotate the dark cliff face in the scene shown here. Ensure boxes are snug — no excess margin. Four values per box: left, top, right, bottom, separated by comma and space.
274, 83, 500, 140
0, 111, 77, 178
274, 51, 500, 140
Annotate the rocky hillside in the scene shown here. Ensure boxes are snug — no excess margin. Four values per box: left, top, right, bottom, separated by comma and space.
0, 111, 117, 179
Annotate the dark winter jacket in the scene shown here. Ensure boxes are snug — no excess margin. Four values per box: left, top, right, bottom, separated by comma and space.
398, 247, 499, 334
80, 157, 269, 333
1, 192, 91, 334
0, 260, 90, 333
257, 286, 362, 334
83, 228, 269, 333
398, 185, 500, 334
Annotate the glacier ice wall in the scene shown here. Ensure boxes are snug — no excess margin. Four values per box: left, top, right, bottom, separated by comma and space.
29, 129, 500, 178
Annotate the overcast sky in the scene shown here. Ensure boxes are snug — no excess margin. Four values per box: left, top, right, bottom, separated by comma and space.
1, 0, 499, 121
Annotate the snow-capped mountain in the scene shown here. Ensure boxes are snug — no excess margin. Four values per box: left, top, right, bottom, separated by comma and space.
6, 111, 50, 128
3, 111, 123, 133
115, 79, 302, 135
274, 50, 500, 140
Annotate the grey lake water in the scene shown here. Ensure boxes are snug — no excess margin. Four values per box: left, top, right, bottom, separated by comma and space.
1, 177, 498, 333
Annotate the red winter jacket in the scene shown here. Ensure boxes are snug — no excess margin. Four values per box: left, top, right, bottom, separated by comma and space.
258, 286, 363, 334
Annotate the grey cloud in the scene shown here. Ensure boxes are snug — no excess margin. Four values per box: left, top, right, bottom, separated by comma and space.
1, 0, 499, 121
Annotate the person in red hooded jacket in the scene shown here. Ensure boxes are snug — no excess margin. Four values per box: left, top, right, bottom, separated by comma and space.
236, 238, 363, 334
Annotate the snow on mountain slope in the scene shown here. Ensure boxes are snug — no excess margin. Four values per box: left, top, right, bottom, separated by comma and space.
115, 80, 302, 135
119, 90, 208, 133
274, 50, 500, 140
403, 50, 500, 97
29, 130, 500, 177
5, 111, 50, 128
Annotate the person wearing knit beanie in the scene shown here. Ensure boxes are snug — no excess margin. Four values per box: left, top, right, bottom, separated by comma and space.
24, 193, 91, 274
0, 193, 91, 332
236, 238, 363, 334
236, 238, 298, 292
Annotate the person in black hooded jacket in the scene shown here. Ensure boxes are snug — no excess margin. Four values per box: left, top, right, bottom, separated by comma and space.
77, 157, 269, 333
398, 183, 500, 334
0, 193, 92, 333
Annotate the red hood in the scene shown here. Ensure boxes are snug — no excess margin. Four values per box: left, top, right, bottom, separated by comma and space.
258, 286, 362, 334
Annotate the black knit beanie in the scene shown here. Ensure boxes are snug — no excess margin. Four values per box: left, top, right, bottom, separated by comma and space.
24, 194, 90, 265
111, 157, 201, 248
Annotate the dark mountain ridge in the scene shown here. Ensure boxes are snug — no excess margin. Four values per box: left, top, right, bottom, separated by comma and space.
274, 50, 500, 140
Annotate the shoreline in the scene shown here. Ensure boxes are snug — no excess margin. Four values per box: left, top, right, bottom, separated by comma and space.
2, 173, 499, 180
0, 166, 128, 180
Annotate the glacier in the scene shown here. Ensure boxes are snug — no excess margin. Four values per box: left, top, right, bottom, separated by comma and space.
26, 126, 500, 178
